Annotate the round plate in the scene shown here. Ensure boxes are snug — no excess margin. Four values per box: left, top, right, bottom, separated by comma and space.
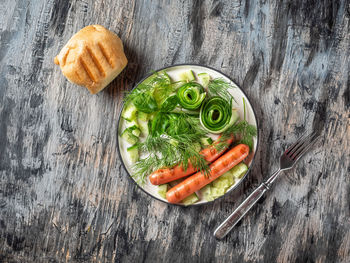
117, 64, 259, 206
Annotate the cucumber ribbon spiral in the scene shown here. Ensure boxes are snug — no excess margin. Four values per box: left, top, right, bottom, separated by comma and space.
200, 97, 234, 134
177, 82, 206, 110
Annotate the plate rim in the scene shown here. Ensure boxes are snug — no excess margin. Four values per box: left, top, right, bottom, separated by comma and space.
116, 63, 260, 206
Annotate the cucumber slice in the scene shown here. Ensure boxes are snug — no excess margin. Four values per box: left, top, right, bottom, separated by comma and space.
172, 80, 186, 90
121, 129, 139, 144
171, 107, 200, 116
212, 178, 230, 192
198, 73, 210, 88
182, 193, 199, 206
138, 111, 149, 121
231, 162, 248, 179
127, 144, 139, 163
200, 137, 213, 146
127, 125, 141, 137
231, 109, 239, 125
122, 103, 137, 121
168, 179, 183, 187
220, 171, 235, 186
126, 119, 140, 129
178, 70, 195, 82
193, 142, 202, 152
148, 113, 156, 120
144, 71, 171, 86
138, 120, 149, 137
210, 187, 226, 199
200, 185, 214, 201
158, 184, 168, 199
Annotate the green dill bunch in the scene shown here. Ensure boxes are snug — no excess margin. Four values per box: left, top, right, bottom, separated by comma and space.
133, 113, 210, 184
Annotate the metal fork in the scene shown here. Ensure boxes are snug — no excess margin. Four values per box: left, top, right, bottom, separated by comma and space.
214, 131, 320, 240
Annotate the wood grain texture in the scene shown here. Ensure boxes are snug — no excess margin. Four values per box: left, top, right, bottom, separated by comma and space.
0, 0, 349, 262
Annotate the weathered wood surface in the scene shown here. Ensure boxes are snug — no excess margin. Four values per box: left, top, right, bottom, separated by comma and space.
0, 0, 349, 262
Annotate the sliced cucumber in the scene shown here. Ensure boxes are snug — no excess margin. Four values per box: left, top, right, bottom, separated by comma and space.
127, 144, 139, 164
193, 142, 202, 152
158, 184, 168, 199
138, 120, 149, 137
127, 125, 141, 137
231, 162, 248, 179
171, 107, 200, 116
210, 187, 226, 199
200, 185, 214, 201
148, 113, 156, 120
182, 193, 199, 206
168, 179, 183, 187
220, 171, 235, 186
138, 111, 149, 121
178, 70, 195, 82
198, 73, 210, 88
121, 129, 139, 144
212, 177, 230, 192
172, 80, 186, 90
200, 137, 213, 146
231, 109, 239, 125
126, 119, 140, 129
144, 71, 171, 86
122, 103, 137, 121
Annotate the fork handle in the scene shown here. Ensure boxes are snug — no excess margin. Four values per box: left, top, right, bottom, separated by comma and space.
214, 183, 269, 240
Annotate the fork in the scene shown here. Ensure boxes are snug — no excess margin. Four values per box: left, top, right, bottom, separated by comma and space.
214, 131, 320, 240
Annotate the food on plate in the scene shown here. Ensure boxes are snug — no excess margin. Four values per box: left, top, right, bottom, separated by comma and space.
120, 69, 257, 204
177, 82, 206, 110
166, 144, 250, 203
200, 97, 239, 134
149, 135, 234, 185
54, 25, 127, 94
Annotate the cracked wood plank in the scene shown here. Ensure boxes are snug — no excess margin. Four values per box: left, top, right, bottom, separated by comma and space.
0, 0, 349, 262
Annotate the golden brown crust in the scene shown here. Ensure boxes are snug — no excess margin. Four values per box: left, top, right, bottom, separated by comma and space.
54, 25, 128, 94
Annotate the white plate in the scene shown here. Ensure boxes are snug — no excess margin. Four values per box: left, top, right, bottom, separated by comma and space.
117, 64, 259, 206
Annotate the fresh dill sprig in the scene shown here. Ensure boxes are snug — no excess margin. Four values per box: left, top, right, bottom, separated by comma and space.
124, 70, 171, 105
215, 98, 257, 151
131, 113, 210, 184
220, 121, 257, 150
207, 78, 236, 103
124, 82, 150, 105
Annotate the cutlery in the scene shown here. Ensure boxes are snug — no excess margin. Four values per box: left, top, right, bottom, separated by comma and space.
214, 131, 320, 240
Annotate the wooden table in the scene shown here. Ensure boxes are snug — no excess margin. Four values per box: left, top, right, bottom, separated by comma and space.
1, 0, 349, 262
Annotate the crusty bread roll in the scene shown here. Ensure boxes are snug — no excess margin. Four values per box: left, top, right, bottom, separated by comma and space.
54, 25, 127, 94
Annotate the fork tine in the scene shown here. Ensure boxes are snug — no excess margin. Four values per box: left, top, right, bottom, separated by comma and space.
285, 132, 308, 155
292, 132, 319, 160
289, 131, 316, 157
287, 132, 314, 156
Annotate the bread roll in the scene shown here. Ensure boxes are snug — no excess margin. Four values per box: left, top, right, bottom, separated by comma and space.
54, 25, 127, 94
